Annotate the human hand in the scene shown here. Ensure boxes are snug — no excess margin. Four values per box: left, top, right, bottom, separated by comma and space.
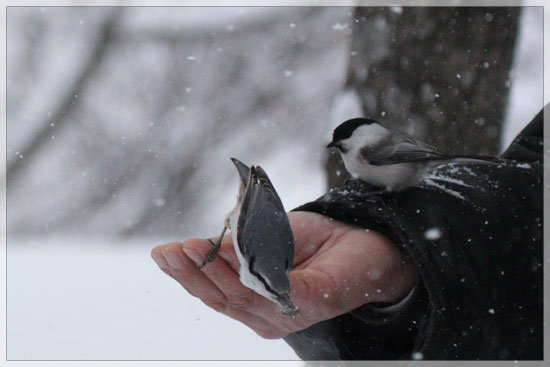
151, 211, 416, 339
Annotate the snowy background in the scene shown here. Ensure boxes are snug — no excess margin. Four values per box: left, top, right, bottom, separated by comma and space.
6, 7, 543, 360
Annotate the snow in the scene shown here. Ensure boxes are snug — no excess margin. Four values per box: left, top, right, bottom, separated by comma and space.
424, 227, 442, 241
7, 237, 299, 360
332, 22, 348, 31
8, 7, 349, 237
515, 163, 532, 169
7, 7, 542, 237
390, 7, 403, 15
425, 174, 472, 188
423, 178, 465, 200
5, 7, 545, 361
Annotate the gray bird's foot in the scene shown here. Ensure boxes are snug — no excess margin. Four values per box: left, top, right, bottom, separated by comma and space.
278, 293, 300, 318
281, 305, 300, 318
199, 226, 227, 269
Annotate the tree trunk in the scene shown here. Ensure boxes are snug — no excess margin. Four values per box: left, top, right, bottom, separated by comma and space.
326, 7, 520, 188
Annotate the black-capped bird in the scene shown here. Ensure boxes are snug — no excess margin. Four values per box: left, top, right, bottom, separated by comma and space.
327, 118, 498, 191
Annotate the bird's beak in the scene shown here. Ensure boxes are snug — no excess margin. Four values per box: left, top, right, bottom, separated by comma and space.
326, 141, 337, 149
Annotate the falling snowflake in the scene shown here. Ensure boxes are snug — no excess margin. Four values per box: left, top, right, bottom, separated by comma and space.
390, 6, 403, 14
424, 227, 442, 240
332, 23, 349, 31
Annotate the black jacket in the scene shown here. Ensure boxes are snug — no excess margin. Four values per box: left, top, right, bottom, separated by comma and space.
284, 108, 544, 360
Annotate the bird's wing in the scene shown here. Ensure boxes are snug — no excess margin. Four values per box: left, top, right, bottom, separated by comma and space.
237, 166, 294, 277
362, 133, 453, 166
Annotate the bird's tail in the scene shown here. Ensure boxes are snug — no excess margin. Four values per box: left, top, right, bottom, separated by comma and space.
277, 293, 299, 317
230, 157, 251, 184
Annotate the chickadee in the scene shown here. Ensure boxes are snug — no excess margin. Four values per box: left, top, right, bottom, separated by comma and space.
327, 118, 498, 191
200, 158, 299, 317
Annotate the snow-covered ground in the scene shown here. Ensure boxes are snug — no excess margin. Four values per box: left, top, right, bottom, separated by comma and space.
7, 236, 300, 360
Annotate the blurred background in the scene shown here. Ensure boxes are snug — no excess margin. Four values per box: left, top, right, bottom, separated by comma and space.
7, 6, 544, 361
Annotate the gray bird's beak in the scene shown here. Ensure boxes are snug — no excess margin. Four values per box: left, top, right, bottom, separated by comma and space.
326, 141, 337, 149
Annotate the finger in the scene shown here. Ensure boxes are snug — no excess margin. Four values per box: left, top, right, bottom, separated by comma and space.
151, 247, 171, 274
223, 307, 289, 339
208, 242, 320, 337
211, 235, 241, 273
151, 240, 286, 339
183, 239, 291, 338
183, 240, 281, 316
152, 242, 224, 302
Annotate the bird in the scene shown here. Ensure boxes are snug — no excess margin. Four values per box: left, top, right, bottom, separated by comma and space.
200, 158, 299, 317
327, 118, 498, 191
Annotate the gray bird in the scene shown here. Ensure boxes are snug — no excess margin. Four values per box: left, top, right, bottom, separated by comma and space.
327, 118, 498, 191
200, 158, 299, 317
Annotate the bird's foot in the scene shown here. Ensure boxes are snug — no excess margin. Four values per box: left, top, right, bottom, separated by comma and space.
281, 306, 300, 318
278, 293, 300, 318
199, 226, 227, 269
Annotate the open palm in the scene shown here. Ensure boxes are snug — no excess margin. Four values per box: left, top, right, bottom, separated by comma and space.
151, 211, 416, 339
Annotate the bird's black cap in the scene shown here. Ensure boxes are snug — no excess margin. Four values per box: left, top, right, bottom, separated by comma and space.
328, 118, 378, 147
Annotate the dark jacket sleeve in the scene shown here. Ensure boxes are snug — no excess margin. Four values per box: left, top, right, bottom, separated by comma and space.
283, 108, 544, 360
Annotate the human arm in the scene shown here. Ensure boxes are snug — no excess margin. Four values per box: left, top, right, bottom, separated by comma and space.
284, 108, 544, 360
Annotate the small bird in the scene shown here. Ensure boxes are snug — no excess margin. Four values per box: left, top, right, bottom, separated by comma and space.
200, 158, 299, 317
327, 118, 498, 191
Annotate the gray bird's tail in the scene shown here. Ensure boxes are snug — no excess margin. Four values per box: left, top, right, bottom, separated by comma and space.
230, 157, 251, 184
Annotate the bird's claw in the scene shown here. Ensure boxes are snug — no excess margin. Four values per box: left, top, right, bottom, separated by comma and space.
280, 305, 300, 318
199, 227, 227, 269
199, 248, 219, 269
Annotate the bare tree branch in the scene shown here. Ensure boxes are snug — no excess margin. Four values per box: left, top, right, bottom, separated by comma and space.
7, 8, 123, 182
113, 7, 322, 45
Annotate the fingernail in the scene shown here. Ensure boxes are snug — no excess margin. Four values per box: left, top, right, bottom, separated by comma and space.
162, 250, 185, 269
183, 248, 203, 266
151, 253, 169, 270
151, 254, 170, 269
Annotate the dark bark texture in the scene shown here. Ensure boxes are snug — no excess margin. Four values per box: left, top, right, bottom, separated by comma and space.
326, 7, 520, 188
